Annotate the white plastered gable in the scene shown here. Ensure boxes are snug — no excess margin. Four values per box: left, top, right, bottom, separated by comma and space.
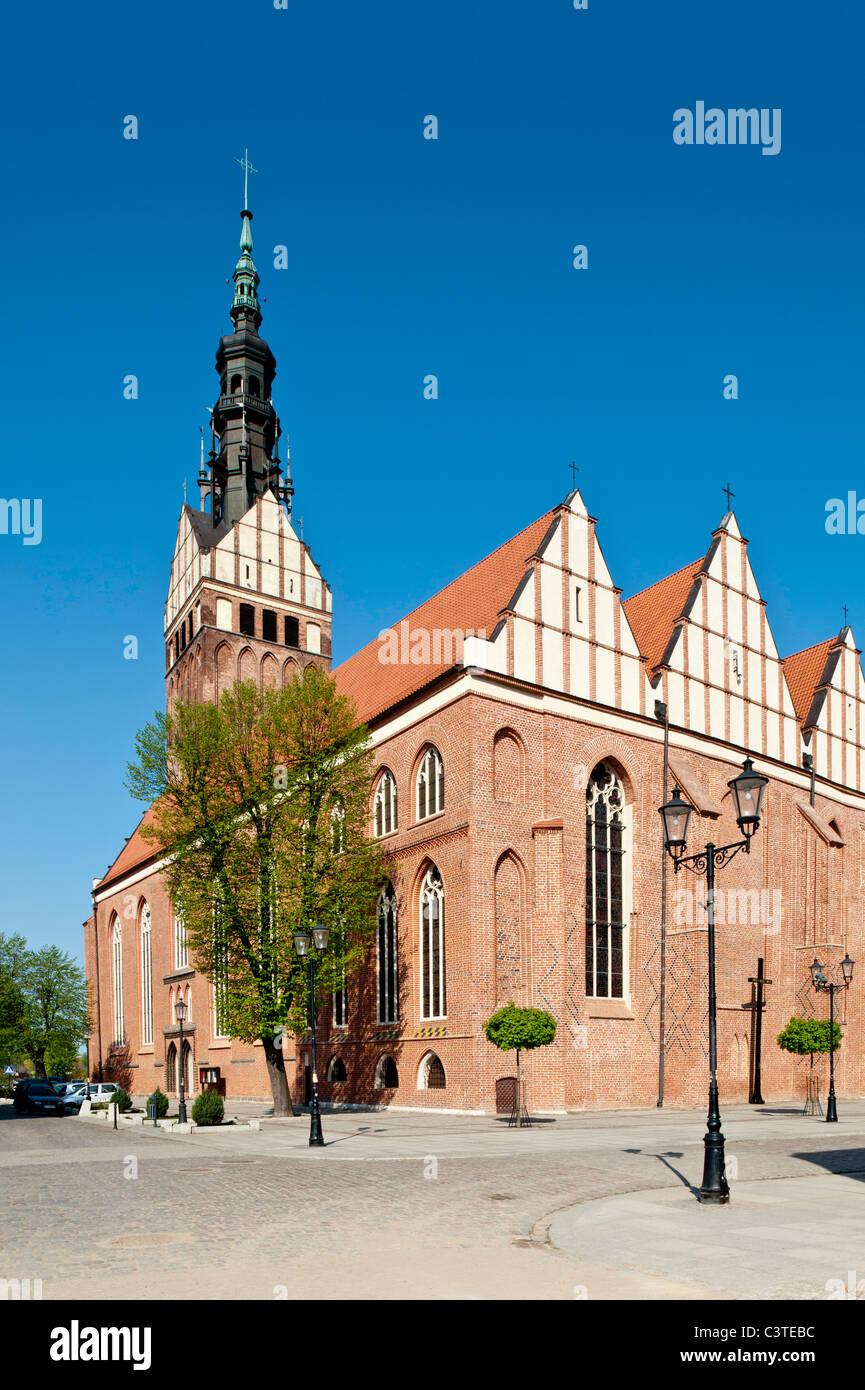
808, 629, 865, 792
659, 516, 800, 764
461, 492, 651, 716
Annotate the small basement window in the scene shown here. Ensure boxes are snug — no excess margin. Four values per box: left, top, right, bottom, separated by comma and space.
239, 603, 255, 637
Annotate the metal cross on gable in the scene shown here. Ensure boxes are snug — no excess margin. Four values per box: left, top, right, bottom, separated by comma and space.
234, 148, 259, 209
570, 461, 579, 488
723, 482, 735, 510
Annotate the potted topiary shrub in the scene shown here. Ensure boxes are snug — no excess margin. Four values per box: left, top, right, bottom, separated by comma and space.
777, 1016, 842, 1114
191, 1089, 225, 1127
484, 1002, 557, 1127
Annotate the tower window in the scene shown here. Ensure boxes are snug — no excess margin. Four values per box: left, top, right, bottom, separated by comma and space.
239, 603, 255, 637
262, 609, 277, 642
285, 615, 299, 648
575, 586, 582, 623
249, 376, 261, 398
230, 374, 242, 394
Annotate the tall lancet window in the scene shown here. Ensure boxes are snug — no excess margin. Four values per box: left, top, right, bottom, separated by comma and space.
585, 762, 629, 999
376, 884, 399, 1024
417, 747, 444, 821
140, 902, 153, 1046
174, 910, 188, 970
112, 916, 124, 1045
420, 866, 446, 1019
374, 770, 398, 838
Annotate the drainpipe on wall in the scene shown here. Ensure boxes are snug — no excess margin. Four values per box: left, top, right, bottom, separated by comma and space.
803, 750, 816, 807
655, 699, 669, 1108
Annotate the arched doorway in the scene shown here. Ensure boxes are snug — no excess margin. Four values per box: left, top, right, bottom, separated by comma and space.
181, 1040, 193, 1096
166, 1042, 177, 1093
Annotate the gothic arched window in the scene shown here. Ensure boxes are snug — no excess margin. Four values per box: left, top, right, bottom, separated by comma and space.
375, 1055, 399, 1089
417, 747, 444, 821
420, 865, 445, 1019
585, 762, 629, 999
374, 770, 398, 838
376, 883, 398, 1024
174, 910, 188, 970
140, 902, 153, 1047
111, 916, 124, 1046
418, 1051, 445, 1089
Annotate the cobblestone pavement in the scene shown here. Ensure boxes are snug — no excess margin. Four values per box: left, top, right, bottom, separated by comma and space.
2, 1100, 864, 1300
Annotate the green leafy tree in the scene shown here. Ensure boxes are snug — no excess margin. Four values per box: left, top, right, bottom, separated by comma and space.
484, 1002, 557, 1127
4, 939, 90, 1079
777, 1016, 842, 1104
0, 934, 28, 1068
126, 668, 386, 1117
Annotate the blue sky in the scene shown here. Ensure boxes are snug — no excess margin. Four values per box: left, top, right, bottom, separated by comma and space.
1, 0, 863, 961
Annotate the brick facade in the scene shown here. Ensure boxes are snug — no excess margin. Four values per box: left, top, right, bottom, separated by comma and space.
84, 217, 865, 1115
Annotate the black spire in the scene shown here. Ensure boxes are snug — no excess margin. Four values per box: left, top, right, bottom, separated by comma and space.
202, 200, 293, 528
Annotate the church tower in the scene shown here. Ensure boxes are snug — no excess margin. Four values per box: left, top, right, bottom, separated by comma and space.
163, 184, 332, 709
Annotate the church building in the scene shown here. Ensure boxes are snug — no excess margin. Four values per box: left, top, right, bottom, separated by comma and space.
84, 201, 865, 1114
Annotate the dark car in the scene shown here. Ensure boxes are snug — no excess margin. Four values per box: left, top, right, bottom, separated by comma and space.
13, 1080, 66, 1116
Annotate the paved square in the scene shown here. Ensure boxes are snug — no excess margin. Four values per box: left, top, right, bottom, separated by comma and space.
2, 1100, 864, 1300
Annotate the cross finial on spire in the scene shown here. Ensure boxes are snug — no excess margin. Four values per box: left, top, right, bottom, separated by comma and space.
843, 603, 849, 628
570, 461, 578, 489
723, 481, 735, 511
234, 148, 259, 210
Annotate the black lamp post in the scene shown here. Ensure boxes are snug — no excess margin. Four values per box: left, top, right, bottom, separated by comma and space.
175, 996, 188, 1125
294, 920, 330, 1148
659, 757, 769, 1205
810, 953, 854, 1123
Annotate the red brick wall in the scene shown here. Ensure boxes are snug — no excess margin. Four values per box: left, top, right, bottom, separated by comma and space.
88, 683, 864, 1114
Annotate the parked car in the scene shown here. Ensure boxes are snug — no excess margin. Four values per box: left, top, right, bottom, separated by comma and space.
13, 1080, 66, 1116
64, 1082, 118, 1112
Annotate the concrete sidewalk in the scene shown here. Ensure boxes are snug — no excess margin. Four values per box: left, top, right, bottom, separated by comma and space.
549, 1173, 865, 1300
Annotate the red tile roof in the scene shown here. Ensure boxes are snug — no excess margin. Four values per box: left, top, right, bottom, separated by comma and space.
622, 558, 704, 675
97, 804, 162, 890
334, 509, 557, 725
783, 639, 833, 726
97, 511, 556, 888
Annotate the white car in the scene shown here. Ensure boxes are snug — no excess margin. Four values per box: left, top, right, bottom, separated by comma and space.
64, 1082, 119, 1111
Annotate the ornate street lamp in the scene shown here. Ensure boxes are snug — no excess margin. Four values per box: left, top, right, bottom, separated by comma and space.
659, 758, 770, 1205
810, 953, 854, 1122
175, 996, 188, 1126
294, 920, 330, 1147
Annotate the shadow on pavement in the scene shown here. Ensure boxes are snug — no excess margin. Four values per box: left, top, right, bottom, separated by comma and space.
792, 1148, 865, 1180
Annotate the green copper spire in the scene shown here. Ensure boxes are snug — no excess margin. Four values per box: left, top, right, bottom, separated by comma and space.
230, 150, 261, 328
